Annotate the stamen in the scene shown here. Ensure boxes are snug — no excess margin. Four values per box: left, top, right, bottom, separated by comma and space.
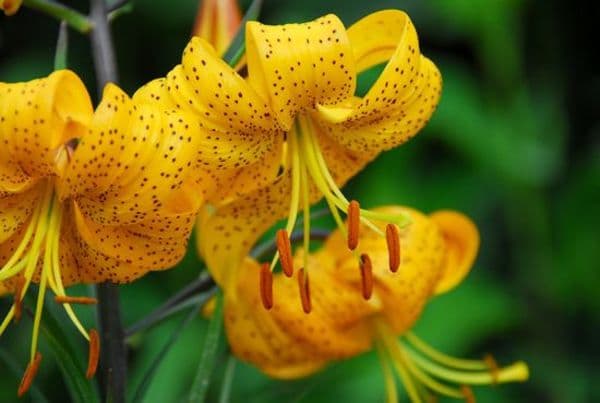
276, 229, 294, 277
86, 329, 100, 379
375, 342, 399, 403
55, 296, 98, 305
297, 268, 311, 313
404, 332, 488, 371
461, 385, 476, 403
13, 276, 25, 323
259, 263, 274, 310
347, 200, 360, 250
484, 354, 500, 385
359, 253, 373, 300
386, 224, 401, 273
17, 352, 42, 397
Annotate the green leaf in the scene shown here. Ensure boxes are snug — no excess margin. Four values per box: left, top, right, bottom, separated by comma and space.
188, 291, 224, 403
130, 289, 216, 402
39, 304, 100, 403
218, 355, 237, 403
53, 21, 68, 70
222, 0, 264, 66
0, 348, 49, 402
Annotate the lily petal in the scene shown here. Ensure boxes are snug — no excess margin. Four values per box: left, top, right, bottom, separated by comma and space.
0, 70, 93, 178
430, 210, 480, 295
246, 15, 357, 130
315, 14, 442, 154
0, 186, 41, 244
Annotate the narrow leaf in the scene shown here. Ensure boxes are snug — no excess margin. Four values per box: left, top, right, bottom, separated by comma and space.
40, 304, 100, 403
222, 0, 264, 66
54, 21, 69, 70
218, 354, 236, 403
188, 291, 224, 403
130, 289, 216, 402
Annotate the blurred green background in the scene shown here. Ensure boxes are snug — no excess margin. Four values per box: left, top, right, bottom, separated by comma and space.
1, 0, 598, 402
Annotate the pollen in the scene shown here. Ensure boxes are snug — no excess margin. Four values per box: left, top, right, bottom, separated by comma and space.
359, 253, 373, 300
86, 329, 100, 379
276, 229, 294, 277
385, 224, 401, 272
17, 352, 42, 397
259, 263, 274, 310
55, 296, 98, 305
297, 268, 311, 313
347, 200, 360, 250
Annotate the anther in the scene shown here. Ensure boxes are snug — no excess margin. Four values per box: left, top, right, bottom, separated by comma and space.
259, 263, 273, 310
297, 268, 311, 313
13, 276, 25, 323
276, 229, 294, 277
55, 296, 98, 305
86, 329, 100, 379
385, 224, 401, 272
484, 353, 500, 385
359, 254, 373, 300
347, 200, 360, 250
460, 385, 476, 403
18, 352, 42, 397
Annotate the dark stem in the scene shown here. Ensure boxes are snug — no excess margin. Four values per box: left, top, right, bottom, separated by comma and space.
88, 0, 125, 401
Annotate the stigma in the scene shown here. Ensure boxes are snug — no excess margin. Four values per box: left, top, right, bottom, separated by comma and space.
259, 116, 410, 312
0, 179, 98, 396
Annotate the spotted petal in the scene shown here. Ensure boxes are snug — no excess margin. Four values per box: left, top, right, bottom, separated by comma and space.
315, 11, 442, 154
245, 14, 356, 130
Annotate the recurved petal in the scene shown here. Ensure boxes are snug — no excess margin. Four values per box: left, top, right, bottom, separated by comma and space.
315, 15, 442, 154
246, 15, 356, 130
63, 84, 203, 226
134, 37, 281, 171
0, 70, 93, 179
429, 210, 479, 295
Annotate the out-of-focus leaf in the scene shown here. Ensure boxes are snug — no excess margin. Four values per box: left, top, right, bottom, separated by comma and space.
39, 303, 100, 403
188, 291, 224, 403
130, 296, 209, 403
222, 0, 264, 66
0, 348, 49, 402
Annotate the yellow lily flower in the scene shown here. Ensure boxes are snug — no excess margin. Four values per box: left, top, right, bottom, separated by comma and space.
169, 10, 441, 297
0, 0, 21, 16
221, 206, 529, 402
0, 72, 202, 395
192, 0, 242, 56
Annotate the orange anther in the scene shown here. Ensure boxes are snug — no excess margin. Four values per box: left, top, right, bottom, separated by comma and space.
86, 329, 100, 379
259, 263, 273, 310
55, 296, 98, 305
13, 276, 25, 323
460, 385, 476, 403
347, 200, 360, 250
385, 223, 401, 272
484, 353, 500, 385
18, 352, 42, 397
276, 229, 294, 277
359, 254, 373, 300
297, 268, 311, 314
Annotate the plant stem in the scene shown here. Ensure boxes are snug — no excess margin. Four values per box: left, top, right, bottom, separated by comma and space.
23, 0, 92, 33
88, 0, 125, 401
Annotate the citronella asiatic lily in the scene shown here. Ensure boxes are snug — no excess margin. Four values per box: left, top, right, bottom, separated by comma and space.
0, 0, 21, 15
173, 10, 440, 301
0, 72, 202, 395
221, 206, 529, 402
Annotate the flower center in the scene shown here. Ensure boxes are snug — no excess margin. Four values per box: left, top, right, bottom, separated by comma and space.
374, 321, 529, 402
0, 178, 98, 395
260, 115, 411, 312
